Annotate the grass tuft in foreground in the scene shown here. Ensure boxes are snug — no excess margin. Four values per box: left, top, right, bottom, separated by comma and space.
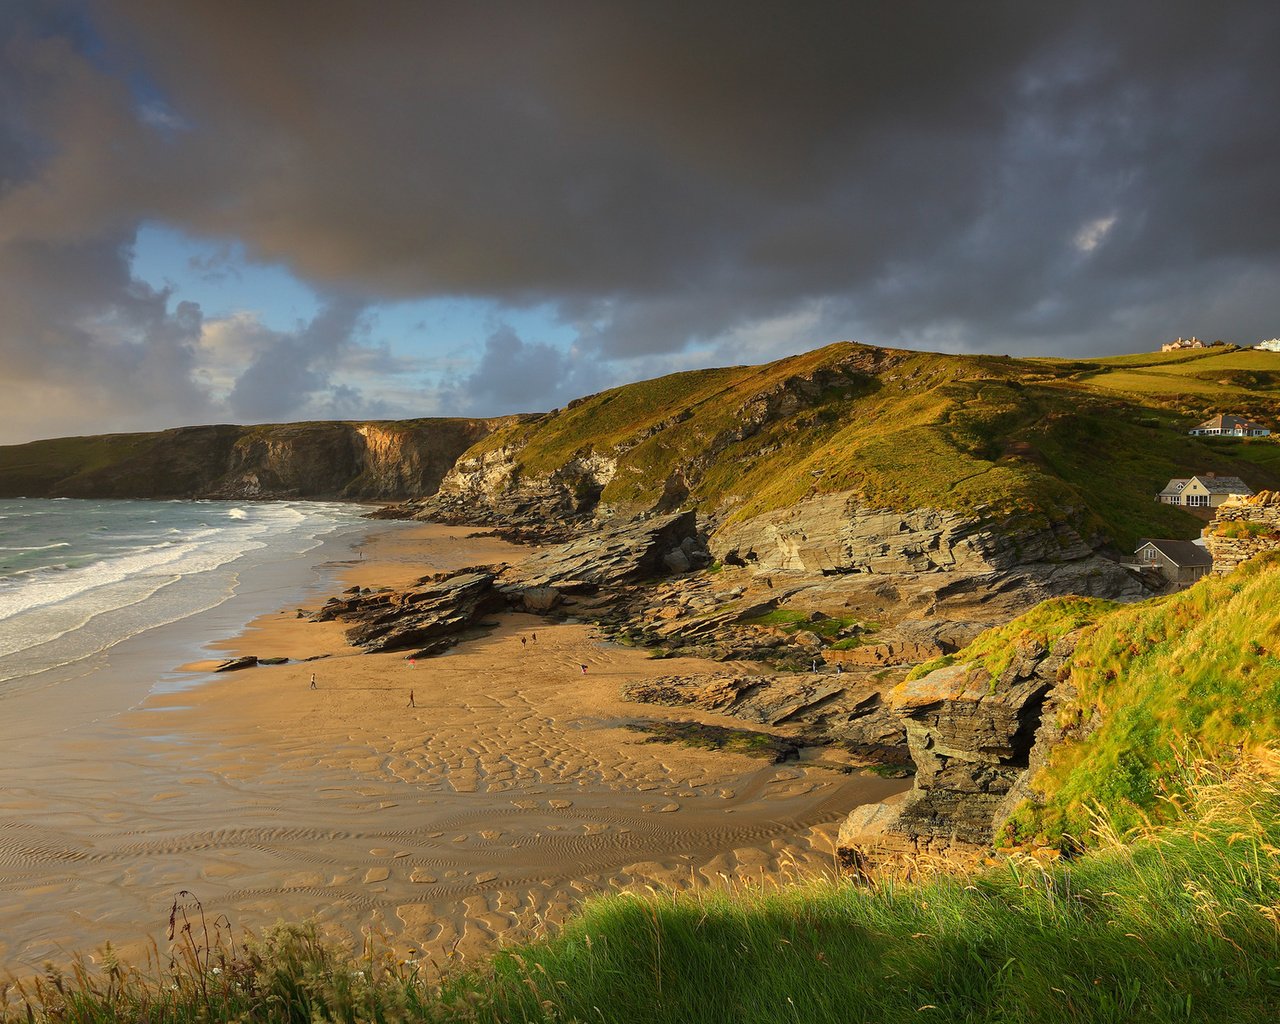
8, 754, 1280, 1023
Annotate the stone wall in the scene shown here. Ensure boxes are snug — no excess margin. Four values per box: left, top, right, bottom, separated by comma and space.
1203, 490, 1280, 574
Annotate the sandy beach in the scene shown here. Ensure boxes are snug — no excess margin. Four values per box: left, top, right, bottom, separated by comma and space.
0, 522, 906, 971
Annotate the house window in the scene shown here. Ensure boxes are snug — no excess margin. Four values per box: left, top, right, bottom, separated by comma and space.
1186, 494, 1208, 507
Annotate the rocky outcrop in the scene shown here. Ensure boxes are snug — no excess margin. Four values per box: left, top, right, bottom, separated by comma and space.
622, 672, 908, 763
1204, 490, 1280, 574
312, 566, 507, 658
313, 512, 710, 655
0, 418, 515, 501
709, 492, 1149, 627
713, 491, 1137, 593
499, 511, 708, 601
408, 445, 617, 534
837, 632, 1082, 869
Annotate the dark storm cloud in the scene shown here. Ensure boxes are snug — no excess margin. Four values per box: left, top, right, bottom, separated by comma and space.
98, 0, 1279, 352
3, 0, 1280, 440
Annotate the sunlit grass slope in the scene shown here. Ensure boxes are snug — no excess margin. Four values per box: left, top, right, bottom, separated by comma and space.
908, 552, 1280, 847
10, 754, 1280, 1023
468, 341, 1280, 549
4, 341, 1279, 547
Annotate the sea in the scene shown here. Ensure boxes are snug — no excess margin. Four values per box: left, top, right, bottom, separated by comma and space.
0, 498, 371, 711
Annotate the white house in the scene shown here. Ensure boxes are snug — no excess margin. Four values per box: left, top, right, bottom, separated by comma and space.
1257, 339, 1280, 353
1188, 414, 1271, 437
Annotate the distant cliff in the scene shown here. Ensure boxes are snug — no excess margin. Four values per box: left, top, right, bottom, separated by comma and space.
0, 418, 525, 501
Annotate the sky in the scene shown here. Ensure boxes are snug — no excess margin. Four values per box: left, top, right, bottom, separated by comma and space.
2, 1, 1279, 443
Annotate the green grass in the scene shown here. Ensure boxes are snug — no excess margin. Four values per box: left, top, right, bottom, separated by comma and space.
1003, 552, 1280, 845
906, 596, 1119, 682
11, 755, 1280, 1023
739, 609, 858, 639
907, 552, 1280, 847
444, 340, 1280, 553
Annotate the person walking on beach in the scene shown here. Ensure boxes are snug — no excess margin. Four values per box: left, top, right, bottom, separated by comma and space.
521, 636, 527, 647
407, 689, 415, 708
309, 672, 317, 690
580, 664, 588, 674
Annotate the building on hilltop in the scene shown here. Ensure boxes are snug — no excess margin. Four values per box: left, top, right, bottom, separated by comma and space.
1257, 339, 1280, 353
1161, 337, 1205, 352
1188, 413, 1271, 437
1157, 472, 1254, 515
1133, 538, 1213, 585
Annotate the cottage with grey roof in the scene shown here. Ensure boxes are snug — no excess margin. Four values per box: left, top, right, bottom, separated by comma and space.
1156, 472, 1253, 514
1134, 538, 1213, 584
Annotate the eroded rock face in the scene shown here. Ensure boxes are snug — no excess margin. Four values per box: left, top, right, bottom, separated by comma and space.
313, 566, 507, 658
622, 672, 908, 763
499, 510, 708, 596
409, 446, 619, 535
313, 512, 711, 655
710, 491, 1149, 619
837, 632, 1082, 868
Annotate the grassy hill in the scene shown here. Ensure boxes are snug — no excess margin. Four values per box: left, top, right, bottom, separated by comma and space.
905, 550, 1280, 847
4, 341, 1280, 548
464, 341, 1280, 550
0, 418, 506, 500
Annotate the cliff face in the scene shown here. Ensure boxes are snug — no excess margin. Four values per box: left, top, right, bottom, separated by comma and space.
837, 633, 1083, 867
0, 418, 517, 501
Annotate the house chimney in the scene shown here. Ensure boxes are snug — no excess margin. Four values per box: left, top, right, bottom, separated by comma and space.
1205, 471, 1216, 478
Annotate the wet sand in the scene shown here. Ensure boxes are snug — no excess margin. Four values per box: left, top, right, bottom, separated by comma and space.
0, 524, 906, 970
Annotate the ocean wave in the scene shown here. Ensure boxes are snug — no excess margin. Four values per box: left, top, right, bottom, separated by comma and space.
0, 542, 71, 552
0, 528, 232, 623
227, 508, 249, 519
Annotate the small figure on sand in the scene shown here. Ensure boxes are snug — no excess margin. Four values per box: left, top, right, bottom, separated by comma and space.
407, 689, 415, 708
580, 664, 588, 674
531, 633, 537, 643
521, 636, 527, 646
309, 672, 317, 690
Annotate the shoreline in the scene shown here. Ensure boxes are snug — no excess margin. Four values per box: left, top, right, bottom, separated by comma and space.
0, 519, 907, 972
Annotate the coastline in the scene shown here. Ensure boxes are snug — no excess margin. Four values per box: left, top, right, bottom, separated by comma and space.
0, 519, 907, 971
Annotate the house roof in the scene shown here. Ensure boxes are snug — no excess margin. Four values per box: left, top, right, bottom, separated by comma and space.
1136, 539, 1214, 567
1158, 478, 1190, 495
1193, 413, 1268, 431
1192, 474, 1253, 494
